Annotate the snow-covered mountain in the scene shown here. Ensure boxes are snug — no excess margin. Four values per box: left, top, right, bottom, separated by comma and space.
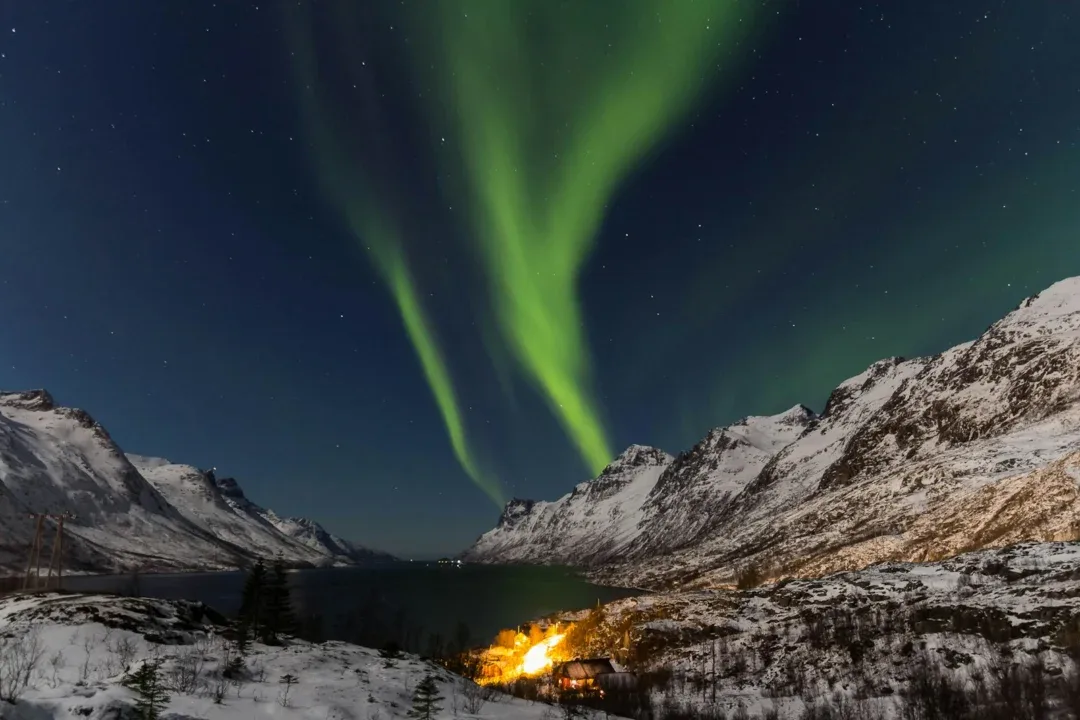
0, 390, 393, 573
469, 444, 674, 566
466, 407, 813, 567
130, 455, 392, 566
466, 276, 1080, 590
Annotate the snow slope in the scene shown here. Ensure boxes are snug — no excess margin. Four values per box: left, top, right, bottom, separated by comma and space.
467, 276, 1080, 591
131, 456, 394, 566
0, 391, 392, 574
464, 407, 815, 567
0, 592, 600, 720
557, 540, 1080, 718
467, 445, 675, 566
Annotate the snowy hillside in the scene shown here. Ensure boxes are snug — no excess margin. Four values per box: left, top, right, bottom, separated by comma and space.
555, 540, 1080, 718
0, 592, 596, 720
466, 276, 1080, 591
465, 445, 673, 566
131, 456, 394, 566
0, 390, 392, 574
465, 408, 814, 567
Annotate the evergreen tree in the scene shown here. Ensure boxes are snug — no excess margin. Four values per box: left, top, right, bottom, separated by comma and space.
223, 653, 245, 680
407, 673, 443, 720
236, 557, 267, 649
123, 660, 170, 720
380, 642, 403, 668
234, 618, 251, 656
259, 554, 295, 644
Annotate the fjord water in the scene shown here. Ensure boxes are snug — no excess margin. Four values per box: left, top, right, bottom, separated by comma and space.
63, 563, 640, 647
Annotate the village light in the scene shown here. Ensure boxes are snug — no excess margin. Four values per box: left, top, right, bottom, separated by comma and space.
521, 634, 565, 675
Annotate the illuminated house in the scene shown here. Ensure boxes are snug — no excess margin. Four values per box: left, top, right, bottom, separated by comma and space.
553, 658, 619, 693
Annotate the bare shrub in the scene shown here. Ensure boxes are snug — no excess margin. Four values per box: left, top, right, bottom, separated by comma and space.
0, 626, 45, 703
461, 679, 498, 714
251, 661, 268, 683
108, 634, 139, 671
278, 673, 298, 707
101, 630, 139, 678
46, 649, 65, 689
164, 645, 206, 694
79, 631, 98, 683
209, 670, 229, 704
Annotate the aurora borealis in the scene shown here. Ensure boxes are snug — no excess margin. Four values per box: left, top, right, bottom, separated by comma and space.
287, 1, 754, 499
407, 1, 747, 481
2, 1, 1079, 555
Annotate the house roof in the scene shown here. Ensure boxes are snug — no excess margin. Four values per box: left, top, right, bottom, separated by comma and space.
555, 658, 616, 680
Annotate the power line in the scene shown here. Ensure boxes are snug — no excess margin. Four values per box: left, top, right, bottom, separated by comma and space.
23, 511, 75, 592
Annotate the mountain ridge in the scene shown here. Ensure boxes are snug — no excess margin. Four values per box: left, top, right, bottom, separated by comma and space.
0, 392, 394, 573
464, 275, 1080, 590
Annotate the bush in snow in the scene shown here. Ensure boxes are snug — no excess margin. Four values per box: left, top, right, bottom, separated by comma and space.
0, 625, 44, 703
278, 673, 298, 707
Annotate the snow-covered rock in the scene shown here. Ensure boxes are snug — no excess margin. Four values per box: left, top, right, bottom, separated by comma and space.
0, 392, 392, 574
466, 276, 1080, 591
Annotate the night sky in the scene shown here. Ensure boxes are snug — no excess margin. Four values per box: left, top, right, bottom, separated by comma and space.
1, 2, 1078, 557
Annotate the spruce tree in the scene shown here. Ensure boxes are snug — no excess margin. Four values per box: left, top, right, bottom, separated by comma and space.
237, 557, 267, 648
234, 618, 251, 656
259, 554, 295, 644
407, 673, 443, 720
123, 660, 170, 720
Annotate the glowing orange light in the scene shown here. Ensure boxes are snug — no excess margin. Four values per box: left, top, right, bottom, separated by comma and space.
521, 634, 565, 675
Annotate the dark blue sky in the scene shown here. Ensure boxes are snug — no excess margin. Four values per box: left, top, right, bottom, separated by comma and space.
1, 1, 1077, 557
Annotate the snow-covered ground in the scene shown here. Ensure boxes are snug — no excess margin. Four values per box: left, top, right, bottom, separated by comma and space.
551, 540, 1080, 718
0, 592, 602, 720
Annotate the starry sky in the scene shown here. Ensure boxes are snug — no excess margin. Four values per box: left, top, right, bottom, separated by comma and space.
1, 1, 1078, 558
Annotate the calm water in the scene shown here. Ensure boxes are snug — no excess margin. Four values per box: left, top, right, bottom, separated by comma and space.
61, 564, 640, 650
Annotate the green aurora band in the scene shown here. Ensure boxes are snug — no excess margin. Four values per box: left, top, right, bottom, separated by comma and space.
407, 0, 753, 475
285, 7, 503, 507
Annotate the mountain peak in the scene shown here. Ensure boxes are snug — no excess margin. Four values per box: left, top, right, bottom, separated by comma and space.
743, 403, 817, 430
720, 404, 815, 453
780, 403, 817, 423
213, 475, 247, 501
496, 498, 536, 527
606, 444, 671, 470
996, 277, 1080, 335
0, 389, 56, 411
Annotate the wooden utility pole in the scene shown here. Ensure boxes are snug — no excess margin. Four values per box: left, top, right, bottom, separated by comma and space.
45, 512, 71, 589
22, 514, 45, 590
23, 512, 74, 592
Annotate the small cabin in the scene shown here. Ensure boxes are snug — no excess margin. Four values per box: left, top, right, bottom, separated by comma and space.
553, 658, 636, 694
